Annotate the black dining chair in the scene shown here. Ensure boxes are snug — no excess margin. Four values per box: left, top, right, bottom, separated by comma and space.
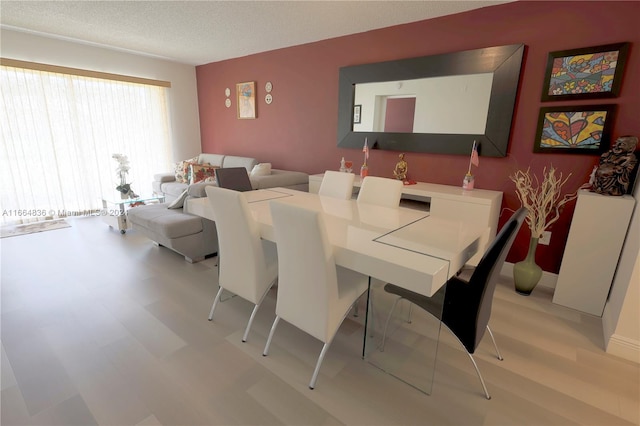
214, 167, 254, 192
381, 207, 528, 399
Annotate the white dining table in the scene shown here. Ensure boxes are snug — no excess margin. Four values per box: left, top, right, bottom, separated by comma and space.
187, 187, 486, 298
188, 187, 487, 394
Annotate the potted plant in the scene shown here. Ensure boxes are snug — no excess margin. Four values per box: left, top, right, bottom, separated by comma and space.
509, 166, 579, 295
112, 153, 138, 199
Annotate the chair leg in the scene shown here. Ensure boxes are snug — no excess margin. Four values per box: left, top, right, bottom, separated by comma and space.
242, 303, 261, 343
208, 286, 224, 321
465, 352, 492, 400
309, 342, 331, 390
486, 325, 503, 361
262, 316, 280, 356
447, 328, 492, 400
244, 280, 277, 342
380, 296, 403, 352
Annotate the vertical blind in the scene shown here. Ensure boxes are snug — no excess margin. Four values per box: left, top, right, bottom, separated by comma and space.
0, 63, 173, 224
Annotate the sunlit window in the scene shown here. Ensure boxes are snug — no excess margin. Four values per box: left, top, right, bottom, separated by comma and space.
1, 64, 173, 224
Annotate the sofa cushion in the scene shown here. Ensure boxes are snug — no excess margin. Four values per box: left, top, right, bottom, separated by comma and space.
222, 155, 257, 171
250, 169, 309, 189
161, 181, 189, 199
188, 181, 218, 198
198, 153, 225, 168
128, 203, 203, 239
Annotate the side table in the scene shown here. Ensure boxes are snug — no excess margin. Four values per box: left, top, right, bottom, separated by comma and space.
101, 194, 165, 234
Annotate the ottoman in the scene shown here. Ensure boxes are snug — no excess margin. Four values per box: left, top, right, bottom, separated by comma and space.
127, 203, 218, 263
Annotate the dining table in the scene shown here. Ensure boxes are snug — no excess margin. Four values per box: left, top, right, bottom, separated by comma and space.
187, 187, 487, 394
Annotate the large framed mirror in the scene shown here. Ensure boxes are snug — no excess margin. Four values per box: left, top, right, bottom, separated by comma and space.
337, 44, 525, 157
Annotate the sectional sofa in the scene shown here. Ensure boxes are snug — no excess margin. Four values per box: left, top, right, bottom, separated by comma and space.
127, 154, 309, 262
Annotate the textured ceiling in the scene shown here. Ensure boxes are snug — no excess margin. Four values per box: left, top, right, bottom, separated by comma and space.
1, 1, 511, 65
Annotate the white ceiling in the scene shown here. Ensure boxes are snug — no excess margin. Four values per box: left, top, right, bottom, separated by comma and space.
1, 1, 511, 66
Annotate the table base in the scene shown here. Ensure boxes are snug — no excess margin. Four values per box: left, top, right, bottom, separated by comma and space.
363, 278, 444, 395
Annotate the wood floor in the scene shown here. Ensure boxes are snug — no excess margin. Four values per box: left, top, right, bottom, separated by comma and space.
1, 216, 638, 426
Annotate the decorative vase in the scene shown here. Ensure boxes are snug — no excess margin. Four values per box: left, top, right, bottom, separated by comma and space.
513, 237, 542, 295
462, 173, 474, 190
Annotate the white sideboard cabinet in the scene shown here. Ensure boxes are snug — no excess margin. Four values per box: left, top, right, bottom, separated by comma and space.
308, 173, 503, 266
553, 190, 635, 316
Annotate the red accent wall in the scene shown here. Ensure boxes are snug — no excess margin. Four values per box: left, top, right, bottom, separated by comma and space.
196, 1, 640, 273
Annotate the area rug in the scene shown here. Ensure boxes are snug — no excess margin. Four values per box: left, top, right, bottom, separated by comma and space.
0, 219, 70, 239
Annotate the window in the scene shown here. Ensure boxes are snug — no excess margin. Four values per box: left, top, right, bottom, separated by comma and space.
0, 61, 173, 224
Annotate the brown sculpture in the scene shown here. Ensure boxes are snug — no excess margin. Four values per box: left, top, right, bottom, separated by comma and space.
592, 135, 639, 196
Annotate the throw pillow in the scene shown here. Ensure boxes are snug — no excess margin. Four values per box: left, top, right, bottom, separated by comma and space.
167, 188, 189, 209
183, 160, 212, 184
183, 161, 200, 183
174, 156, 199, 183
250, 163, 272, 177
190, 163, 219, 184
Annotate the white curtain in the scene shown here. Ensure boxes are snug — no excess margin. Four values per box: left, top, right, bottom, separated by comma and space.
0, 65, 173, 224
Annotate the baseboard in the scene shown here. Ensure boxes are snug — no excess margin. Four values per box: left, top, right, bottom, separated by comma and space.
501, 262, 558, 290
605, 334, 640, 364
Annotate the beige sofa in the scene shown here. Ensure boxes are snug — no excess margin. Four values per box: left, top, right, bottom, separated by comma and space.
127, 154, 308, 262
153, 153, 308, 202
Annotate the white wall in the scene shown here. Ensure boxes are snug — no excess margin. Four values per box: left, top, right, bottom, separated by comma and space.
603, 179, 640, 363
1, 29, 202, 163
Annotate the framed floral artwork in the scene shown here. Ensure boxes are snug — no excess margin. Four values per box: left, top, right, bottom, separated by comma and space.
236, 81, 256, 119
541, 42, 629, 101
533, 105, 616, 154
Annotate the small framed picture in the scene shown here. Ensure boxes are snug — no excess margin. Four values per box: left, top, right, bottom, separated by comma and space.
236, 81, 256, 119
541, 42, 629, 101
533, 105, 616, 155
353, 104, 361, 124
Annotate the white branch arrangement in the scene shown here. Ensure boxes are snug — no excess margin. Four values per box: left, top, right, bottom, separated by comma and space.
510, 166, 579, 239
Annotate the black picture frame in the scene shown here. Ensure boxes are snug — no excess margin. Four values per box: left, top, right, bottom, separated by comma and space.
353, 104, 361, 124
533, 105, 616, 155
541, 42, 629, 102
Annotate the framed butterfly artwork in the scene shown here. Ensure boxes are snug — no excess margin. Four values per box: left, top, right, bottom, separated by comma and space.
533, 105, 616, 154
541, 43, 629, 102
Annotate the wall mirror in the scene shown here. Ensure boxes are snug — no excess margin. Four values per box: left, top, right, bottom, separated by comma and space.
337, 44, 525, 157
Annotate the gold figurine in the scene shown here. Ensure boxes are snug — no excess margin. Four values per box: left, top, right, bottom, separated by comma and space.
393, 153, 408, 180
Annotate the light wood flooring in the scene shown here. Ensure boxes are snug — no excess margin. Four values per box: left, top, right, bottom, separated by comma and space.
1, 216, 638, 425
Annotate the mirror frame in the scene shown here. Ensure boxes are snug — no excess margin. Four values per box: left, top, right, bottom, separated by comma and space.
337, 44, 525, 157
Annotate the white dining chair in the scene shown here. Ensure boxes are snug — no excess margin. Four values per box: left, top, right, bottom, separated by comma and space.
354, 175, 403, 317
205, 186, 278, 342
263, 201, 369, 389
357, 176, 403, 207
318, 170, 355, 200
